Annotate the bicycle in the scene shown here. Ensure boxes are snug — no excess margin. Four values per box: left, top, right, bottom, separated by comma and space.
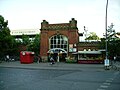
34, 55, 42, 63
108, 60, 118, 71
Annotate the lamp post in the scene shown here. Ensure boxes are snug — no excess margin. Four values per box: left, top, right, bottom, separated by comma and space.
104, 0, 109, 69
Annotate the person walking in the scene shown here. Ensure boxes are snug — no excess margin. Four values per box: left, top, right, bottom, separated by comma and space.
114, 56, 117, 63
50, 57, 55, 65
6, 55, 10, 62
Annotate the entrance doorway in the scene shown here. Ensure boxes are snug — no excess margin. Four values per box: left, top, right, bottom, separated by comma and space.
47, 48, 67, 62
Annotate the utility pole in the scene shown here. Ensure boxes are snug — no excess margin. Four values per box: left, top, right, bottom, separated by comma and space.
104, 0, 109, 70
105, 0, 108, 60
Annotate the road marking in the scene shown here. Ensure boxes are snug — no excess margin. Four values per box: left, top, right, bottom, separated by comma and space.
100, 85, 109, 88
106, 80, 112, 83
99, 77, 115, 90
103, 82, 111, 85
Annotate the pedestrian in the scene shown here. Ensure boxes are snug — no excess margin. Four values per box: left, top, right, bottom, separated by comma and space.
114, 56, 116, 62
36, 55, 42, 63
50, 57, 55, 65
6, 55, 10, 62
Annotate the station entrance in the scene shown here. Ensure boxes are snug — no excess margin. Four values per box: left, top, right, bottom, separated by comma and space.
47, 48, 67, 62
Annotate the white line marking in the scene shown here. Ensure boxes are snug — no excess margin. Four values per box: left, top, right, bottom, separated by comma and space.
100, 85, 109, 88
106, 80, 112, 83
103, 82, 111, 85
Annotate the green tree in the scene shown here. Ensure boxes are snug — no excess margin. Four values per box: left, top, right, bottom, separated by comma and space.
99, 38, 106, 49
108, 37, 120, 57
21, 34, 30, 45
99, 23, 120, 59
0, 15, 21, 57
0, 15, 14, 56
85, 32, 100, 40
28, 34, 40, 55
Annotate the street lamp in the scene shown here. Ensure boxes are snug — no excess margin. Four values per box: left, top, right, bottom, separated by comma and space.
104, 0, 109, 69
105, 0, 108, 59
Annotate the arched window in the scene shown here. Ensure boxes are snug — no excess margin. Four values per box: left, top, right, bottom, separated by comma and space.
49, 35, 68, 52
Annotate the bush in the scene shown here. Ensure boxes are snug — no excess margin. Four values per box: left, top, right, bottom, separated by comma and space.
66, 57, 77, 63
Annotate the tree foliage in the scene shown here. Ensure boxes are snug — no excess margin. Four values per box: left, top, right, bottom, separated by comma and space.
108, 38, 120, 57
85, 32, 100, 40
0, 15, 20, 57
28, 34, 40, 55
0, 15, 41, 59
99, 23, 120, 58
21, 34, 30, 45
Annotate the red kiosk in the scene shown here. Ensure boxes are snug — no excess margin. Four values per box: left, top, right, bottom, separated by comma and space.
20, 51, 35, 64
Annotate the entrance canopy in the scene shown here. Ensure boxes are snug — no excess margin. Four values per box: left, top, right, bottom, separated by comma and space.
47, 48, 67, 53
78, 51, 102, 54
73, 51, 102, 55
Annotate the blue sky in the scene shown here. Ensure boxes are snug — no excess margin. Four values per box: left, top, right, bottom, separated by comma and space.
0, 0, 120, 37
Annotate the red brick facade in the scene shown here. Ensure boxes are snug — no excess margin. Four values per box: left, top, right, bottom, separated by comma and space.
40, 18, 79, 60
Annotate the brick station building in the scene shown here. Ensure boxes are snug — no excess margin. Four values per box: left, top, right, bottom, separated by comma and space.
40, 18, 103, 63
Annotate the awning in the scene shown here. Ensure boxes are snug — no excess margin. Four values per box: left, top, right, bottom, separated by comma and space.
77, 51, 102, 54
47, 48, 67, 53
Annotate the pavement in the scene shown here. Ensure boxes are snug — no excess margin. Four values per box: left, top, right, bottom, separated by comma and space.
0, 61, 120, 71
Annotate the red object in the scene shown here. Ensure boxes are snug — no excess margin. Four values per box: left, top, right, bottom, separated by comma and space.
20, 51, 35, 64
78, 60, 103, 64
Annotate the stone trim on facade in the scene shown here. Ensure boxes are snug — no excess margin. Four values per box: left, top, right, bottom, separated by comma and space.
40, 18, 79, 61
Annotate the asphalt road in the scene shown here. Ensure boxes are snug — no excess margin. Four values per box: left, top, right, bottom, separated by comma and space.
0, 68, 120, 90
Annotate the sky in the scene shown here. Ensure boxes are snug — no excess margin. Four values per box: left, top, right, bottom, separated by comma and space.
0, 0, 120, 37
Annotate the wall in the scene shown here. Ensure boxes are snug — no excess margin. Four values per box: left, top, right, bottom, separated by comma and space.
40, 18, 79, 60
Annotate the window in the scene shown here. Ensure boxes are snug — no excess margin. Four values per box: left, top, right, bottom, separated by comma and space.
49, 35, 68, 52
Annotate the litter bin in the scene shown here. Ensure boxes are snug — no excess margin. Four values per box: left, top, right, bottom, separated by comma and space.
20, 51, 35, 64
